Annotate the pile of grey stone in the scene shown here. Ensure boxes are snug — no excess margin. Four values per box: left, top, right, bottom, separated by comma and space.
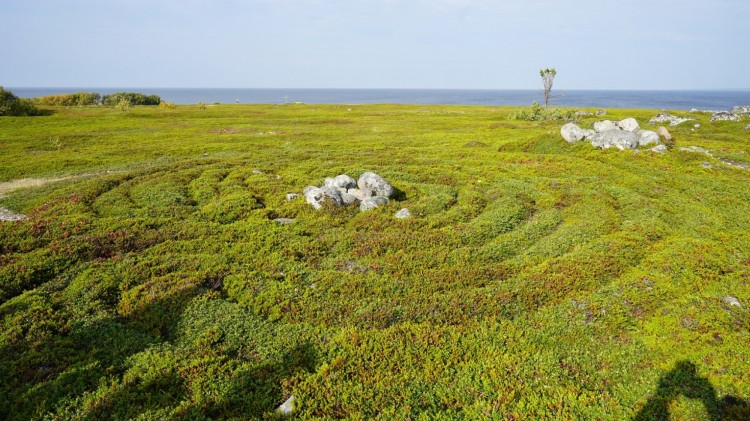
561, 118, 669, 152
301, 171, 400, 212
648, 112, 694, 126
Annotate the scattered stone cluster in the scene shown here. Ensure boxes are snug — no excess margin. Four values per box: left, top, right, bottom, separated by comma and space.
561, 118, 669, 152
648, 112, 694, 126
295, 171, 411, 217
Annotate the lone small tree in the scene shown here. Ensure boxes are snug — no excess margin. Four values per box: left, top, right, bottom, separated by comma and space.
539, 68, 557, 106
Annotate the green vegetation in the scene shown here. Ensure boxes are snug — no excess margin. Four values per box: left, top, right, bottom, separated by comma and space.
35, 92, 101, 106
101, 92, 162, 107
1, 104, 749, 419
509, 101, 576, 121
0, 87, 40, 116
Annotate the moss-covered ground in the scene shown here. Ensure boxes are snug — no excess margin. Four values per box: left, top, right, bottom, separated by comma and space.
1, 104, 749, 420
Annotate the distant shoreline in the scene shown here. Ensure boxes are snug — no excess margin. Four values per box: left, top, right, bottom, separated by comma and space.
8, 87, 750, 110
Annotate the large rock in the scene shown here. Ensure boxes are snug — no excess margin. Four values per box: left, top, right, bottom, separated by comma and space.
618, 118, 640, 132
304, 186, 344, 210
639, 130, 660, 146
357, 172, 394, 198
347, 188, 372, 201
325, 174, 357, 191
589, 130, 639, 150
360, 196, 389, 211
710, 112, 740, 123
340, 192, 359, 206
731, 106, 750, 115
561, 123, 585, 143
582, 129, 596, 140
657, 126, 672, 141
648, 112, 694, 126
593, 120, 618, 132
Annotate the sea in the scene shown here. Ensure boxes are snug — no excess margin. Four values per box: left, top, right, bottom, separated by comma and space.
9, 88, 750, 111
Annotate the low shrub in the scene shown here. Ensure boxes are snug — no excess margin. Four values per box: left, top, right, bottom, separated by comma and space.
35, 92, 101, 106
102, 92, 161, 107
0, 87, 40, 116
509, 101, 577, 122
159, 101, 177, 110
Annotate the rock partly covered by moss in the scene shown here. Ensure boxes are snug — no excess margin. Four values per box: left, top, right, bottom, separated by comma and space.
562, 117, 661, 150
649, 112, 694, 126
303, 172, 395, 211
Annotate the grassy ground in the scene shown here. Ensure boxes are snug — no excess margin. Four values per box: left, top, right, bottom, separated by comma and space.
1, 104, 749, 420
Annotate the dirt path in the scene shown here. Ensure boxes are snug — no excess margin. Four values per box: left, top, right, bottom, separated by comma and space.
0, 173, 104, 221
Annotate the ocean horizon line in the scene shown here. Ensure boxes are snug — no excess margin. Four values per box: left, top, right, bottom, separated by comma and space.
8, 87, 750, 110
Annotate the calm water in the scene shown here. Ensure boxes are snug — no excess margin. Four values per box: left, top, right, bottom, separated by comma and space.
10, 87, 750, 110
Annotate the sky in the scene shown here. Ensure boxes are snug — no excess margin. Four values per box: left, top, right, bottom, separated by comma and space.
2, 0, 749, 90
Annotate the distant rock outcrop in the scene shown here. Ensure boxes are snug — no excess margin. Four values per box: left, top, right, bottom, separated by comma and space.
648, 113, 694, 126
731, 106, 750, 115
710, 112, 740, 123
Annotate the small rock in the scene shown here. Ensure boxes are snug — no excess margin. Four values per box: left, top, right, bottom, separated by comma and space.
596, 109, 606, 116
701, 162, 713, 168
395, 208, 412, 219
276, 396, 296, 416
561, 123, 585, 143
360, 196, 389, 211
650, 144, 668, 153
357, 172, 394, 198
722, 296, 743, 308
618, 117, 640, 132
744, 124, 750, 131
252, 169, 264, 175
576, 111, 593, 117
593, 120, 619, 133
638, 130, 660, 146
0, 206, 27, 222
273, 218, 295, 225
710, 112, 740, 123
694, 123, 701, 128
285, 193, 299, 201
680, 146, 712, 155
657, 126, 672, 141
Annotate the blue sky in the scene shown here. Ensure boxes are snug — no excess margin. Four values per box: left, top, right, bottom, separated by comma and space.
2, 0, 748, 89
